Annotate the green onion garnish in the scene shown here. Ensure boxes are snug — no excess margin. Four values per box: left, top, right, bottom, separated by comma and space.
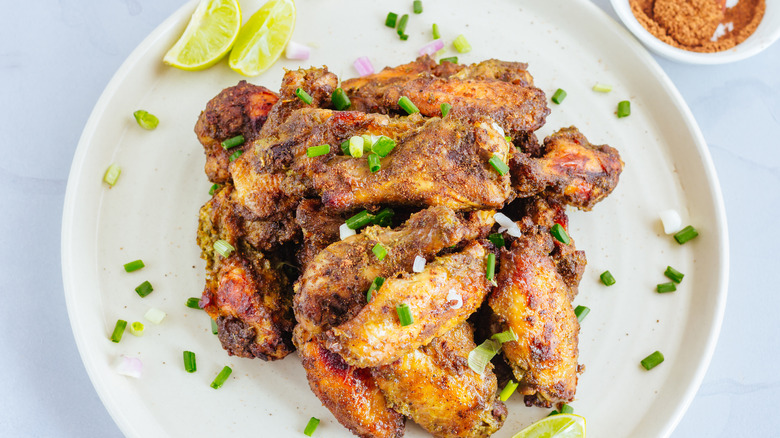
103, 164, 121, 187
135, 280, 154, 298
208, 183, 221, 196
332, 87, 351, 110
432, 23, 440, 39
307, 144, 331, 157
349, 136, 365, 158
183, 351, 197, 373
340, 139, 351, 156
592, 83, 613, 93
640, 351, 664, 370
371, 136, 396, 157
295, 87, 313, 105
600, 270, 616, 286
371, 208, 395, 227
133, 110, 159, 130
366, 276, 385, 302
551, 88, 567, 104
413, 0, 423, 14
550, 223, 571, 245
467, 339, 501, 375
213, 239, 235, 258
560, 404, 574, 414
664, 266, 684, 283
617, 100, 631, 118
144, 307, 166, 324
398, 96, 419, 114
547, 410, 560, 417
385, 12, 398, 28
491, 328, 517, 344
499, 380, 518, 401
400, 34, 409, 41
186, 297, 202, 309
129, 321, 144, 337
110, 319, 127, 343
486, 253, 496, 282
372, 243, 387, 261
210, 365, 233, 389
488, 154, 509, 175
505, 136, 512, 143
440, 102, 452, 118
221, 135, 244, 150
210, 318, 219, 335
656, 282, 676, 293
453, 34, 471, 53
574, 305, 590, 322
674, 225, 699, 244
123, 259, 145, 272
396, 303, 414, 326
304, 417, 320, 437
439, 56, 458, 64
488, 233, 505, 248
346, 210, 373, 230
397, 14, 409, 36
229, 150, 243, 162
367, 153, 381, 173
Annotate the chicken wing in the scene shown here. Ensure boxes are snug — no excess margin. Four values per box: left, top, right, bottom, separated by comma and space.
295, 198, 344, 269
373, 322, 507, 438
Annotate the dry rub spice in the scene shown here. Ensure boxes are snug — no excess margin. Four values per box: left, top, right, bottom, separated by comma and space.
630, 0, 766, 52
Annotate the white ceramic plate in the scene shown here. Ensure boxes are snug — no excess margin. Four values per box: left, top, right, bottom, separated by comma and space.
61, 1, 728, 437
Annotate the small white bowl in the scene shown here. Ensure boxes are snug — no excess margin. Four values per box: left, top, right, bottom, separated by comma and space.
610, 0, 780, 64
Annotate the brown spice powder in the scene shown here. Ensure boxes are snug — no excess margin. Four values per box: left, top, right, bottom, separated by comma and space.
630, 0, 766, 52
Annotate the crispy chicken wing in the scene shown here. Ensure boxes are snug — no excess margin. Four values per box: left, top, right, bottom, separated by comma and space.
295, 198, 344, 269
373, 322, 507, 438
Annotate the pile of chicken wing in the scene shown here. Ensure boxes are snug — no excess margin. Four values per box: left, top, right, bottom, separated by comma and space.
194, 56, 623, 438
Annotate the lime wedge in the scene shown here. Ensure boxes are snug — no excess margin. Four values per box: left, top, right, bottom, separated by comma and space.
163, 0, 242, 71
512, 414, 586, 438
229, 0, 296, 77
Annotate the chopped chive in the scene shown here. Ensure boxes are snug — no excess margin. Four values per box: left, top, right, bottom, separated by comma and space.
361, 134, 376, 150
110, 319, 127, 343
371, 208, 395, 227
592, 83, 613, 93
210, 365, 232, 389
453, 34, 471, 53
550, 223, 571, 245
213, 239, 235, 258
367, 153, 381, 173
504, 136, 512, 143
340, 139, 351, 156
397, 14, 409, 36
574, 305, 590, 322
295, 87, 313, 105
346, 210, 373, 230
129, 321, 144, 337
349, 136, 365, 158
229, 150, 243, 162
400, 34, 409, 41
372, 136, 396, 157
372, 243, 387, 260
439, 56, 458, 64
307, 144, 331, 157
186, 297, 202, 309
210, 318, 219, 335
385, 12, 398, 28
488, 154, 509, 175
208, 183, 221, 196
123, 260, 145, 273
491, 328, 517, 344
221, 135, 244, 150
440, 102, 452, 118
488, 233, 505, 248
413, 0, 423, 14
103, 164, 121, 187
674, 225, 699, 244
486, 253, 496, 281
432, 23, 440, 39
304, 417, 320, 437
664, 266, 685, 283
396, 303, 414, 326
560, 404, 574, 414
499, 380, 518, 401
366, 276, 385, 302
600, 270, 616, 286
332, 87, 351, 110
656, 282, 677, 293
398, 96, 419, 114
617, 100, 631, 118
547, 410, 560, 417
183, 351, 197, 373
133, 110, 159, 130
134, 280, 154, 298
551, 88, 567, 104
640, 351, 664, 370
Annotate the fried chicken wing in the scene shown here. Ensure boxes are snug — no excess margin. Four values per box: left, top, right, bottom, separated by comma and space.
295, 198, 344, 268
322, 241, 491, 368
373, 322, 507, 438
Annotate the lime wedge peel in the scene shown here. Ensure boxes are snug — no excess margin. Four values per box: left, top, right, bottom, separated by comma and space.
511, 414, 586, 438
229, 0, 297, 77
163, 0, 242, 71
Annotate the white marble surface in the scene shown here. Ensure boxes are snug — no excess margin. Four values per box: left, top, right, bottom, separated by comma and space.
1, 0, 777, 436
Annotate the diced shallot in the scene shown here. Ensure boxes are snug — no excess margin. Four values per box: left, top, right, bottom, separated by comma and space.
412, 255, 426, 273
285, 41, 311, 60
339, 223, 356, 240
493, 213, 522, 237
353, 56, 375, 77
446, 289, 463, 309
659, 209, 682, 235
115, 355, 143, 379
418, 39, 445, 56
